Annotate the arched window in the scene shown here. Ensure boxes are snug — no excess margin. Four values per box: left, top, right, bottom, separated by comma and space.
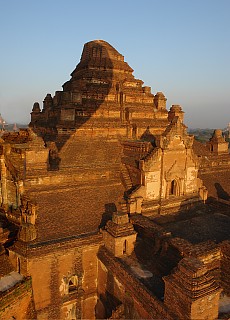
123, 240, 127, 254
68, 276, 78, 293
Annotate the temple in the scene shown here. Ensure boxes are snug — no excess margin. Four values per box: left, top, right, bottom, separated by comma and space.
0, 40, 229, 319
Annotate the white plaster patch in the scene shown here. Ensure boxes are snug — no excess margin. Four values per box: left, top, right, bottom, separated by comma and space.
100, 261, 108, 273
65, 302, 76, 320
186, 167, 197, 180
131, 266, 153, 278
146, 182, 160, 199
0, 271, 23, 292
114, 277, 123, 290
59, 277, 67, 295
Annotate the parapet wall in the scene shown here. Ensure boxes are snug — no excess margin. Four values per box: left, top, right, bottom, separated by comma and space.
0, 277, 36, 320
97, 246, 174, 319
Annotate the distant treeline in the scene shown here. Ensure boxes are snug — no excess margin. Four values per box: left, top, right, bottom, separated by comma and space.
188, 128, 230, 145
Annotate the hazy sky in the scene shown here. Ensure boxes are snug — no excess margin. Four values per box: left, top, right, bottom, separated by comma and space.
0, 0, 229, 128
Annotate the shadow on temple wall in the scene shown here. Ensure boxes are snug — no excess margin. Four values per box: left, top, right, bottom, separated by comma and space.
30, 41, 115, 169
47, 141, 61, 170
95, 271, 122, 318
160, 197, 230, 245
0, 213, 19, 249
214, 183, 230, 200
99, 203, 117, 229
132, 235, 168, 300
140, 126, 156, 146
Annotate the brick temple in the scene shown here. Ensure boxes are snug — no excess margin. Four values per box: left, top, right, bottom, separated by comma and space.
0, 40, 229, 319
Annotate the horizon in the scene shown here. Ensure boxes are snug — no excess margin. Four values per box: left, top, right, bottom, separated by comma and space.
0, 0, 229, 129
1, 120, 228, 132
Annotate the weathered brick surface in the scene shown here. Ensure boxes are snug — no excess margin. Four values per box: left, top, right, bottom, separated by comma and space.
29, 180, 124, 242
0, 39, 229, 319
164, 257, 221, 320
98, 246, 174, 319
0, 278, 36, 320
221, 240, 230, 295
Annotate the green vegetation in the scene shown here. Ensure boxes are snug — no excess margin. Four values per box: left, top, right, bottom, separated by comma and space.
188, 128, 214, 143
188, 128, 230, 149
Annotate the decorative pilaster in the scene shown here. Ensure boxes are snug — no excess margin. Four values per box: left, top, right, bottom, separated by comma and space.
0, 155, 7, 207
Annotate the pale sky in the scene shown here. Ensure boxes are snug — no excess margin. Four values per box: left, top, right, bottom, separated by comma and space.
0, 0, 229, 128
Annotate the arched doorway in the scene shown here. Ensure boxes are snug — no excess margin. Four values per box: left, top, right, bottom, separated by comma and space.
170, 179, 178, 196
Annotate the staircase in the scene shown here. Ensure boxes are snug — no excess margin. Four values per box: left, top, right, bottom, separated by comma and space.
120, 164, 133, 190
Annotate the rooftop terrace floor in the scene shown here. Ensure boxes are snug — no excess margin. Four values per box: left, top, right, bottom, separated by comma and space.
151, 201, 230, 244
